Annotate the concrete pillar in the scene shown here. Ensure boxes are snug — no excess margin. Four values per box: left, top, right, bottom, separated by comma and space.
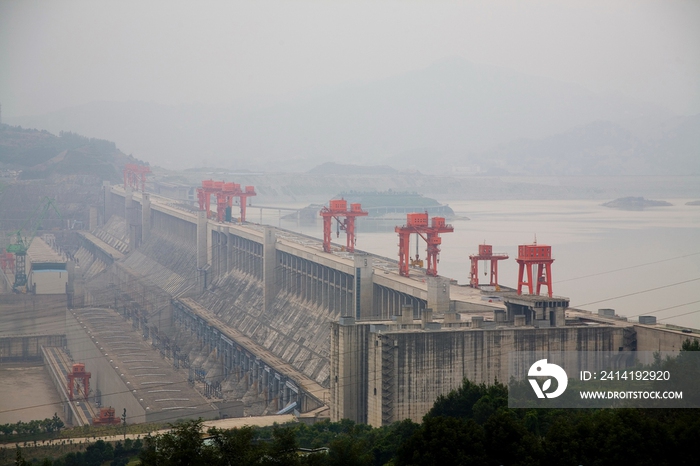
263, 227, 278, 313
331, 317, 367, 424
141, 193, 151, 242
196, 211, 209, 290
552, 307, 566, 327
88, 206, 97, 231
427, 276, 451, 314
399, 305, 414, 324
66, 260, 75, 308
353, 254, 374, 320
102, 181, 111, 224
494, 309, 506, 322
421, 308, 433, 329
125, 189, 136, 250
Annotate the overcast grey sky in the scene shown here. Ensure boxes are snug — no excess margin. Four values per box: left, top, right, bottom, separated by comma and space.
1, 0, 699, 118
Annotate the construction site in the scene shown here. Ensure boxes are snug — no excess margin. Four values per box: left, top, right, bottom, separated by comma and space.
0, 163, 697, 429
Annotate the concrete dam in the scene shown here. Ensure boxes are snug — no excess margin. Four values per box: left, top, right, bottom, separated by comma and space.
59, 183, 696, 426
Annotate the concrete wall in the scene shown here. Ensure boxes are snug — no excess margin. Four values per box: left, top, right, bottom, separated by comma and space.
330, 318, 369, 423
635, 325, 699, 353
362, 325, 626, 426
0, 335, 64, 362
65, 309, 148, 424
0, 294, 66, 336
29, 270, 68, 294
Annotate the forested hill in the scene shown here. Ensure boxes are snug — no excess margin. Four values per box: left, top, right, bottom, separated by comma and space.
0, 124, 136, 181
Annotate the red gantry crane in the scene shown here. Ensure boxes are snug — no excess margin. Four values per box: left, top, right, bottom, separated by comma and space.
469, 243, 509, 289
395, 213, 453, 277
197, 180, 222, 220
319, 199, 368, 253
233, 185, 256, 223
123, 163, 151, 192
516, 241, 554, 297
197, 180, 257, 223
67, 363, 91, 401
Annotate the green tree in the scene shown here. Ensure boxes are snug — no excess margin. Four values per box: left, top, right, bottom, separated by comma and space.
207, 426, 266, 466
426, 379, 507, 422
15, 446, 29, 466
327, 430, 372, 466
139, 419, 215, 466
263, 425, 302, 466
395, 416, 488, 466
484, 410, 541, 466
681, 338, 700, 351
52, 413, 65, 433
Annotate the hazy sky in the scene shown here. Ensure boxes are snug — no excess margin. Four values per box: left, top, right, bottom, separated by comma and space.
1, 0, 699, 118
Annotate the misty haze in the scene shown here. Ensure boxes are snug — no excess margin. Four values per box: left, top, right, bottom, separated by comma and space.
0, 1, 698, 464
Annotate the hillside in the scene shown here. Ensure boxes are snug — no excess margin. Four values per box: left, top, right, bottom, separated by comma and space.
6, 57, 669, 173
0, 125, 135, 181
0, 125, 140, 232
466, 114, 700, 176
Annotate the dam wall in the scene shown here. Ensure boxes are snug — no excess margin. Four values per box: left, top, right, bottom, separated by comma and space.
332, 320, 627, 426
634, 324, 696, 353
0, 335, 65, 363
75, 185, 700, 423
0, 293, 67, 336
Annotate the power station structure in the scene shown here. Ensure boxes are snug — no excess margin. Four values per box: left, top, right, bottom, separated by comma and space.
197, 179, 257, 222
469, 243, 509, 289
319, 199, 368, 253
8, 181, 691, 430
123, 163, 151, 192
516, 242, 554, 297
395, 213, 453, 277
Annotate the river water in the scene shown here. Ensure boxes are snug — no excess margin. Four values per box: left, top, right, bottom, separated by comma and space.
258, 199, 700, 329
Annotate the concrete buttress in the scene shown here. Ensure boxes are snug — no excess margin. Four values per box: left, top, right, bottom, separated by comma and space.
102, 181, 111, 226
354, 254, 374, 320
125, 188, 137, 250
263, 226, 278, 313
427, 276, 450, 315
141, 193, 151, 242
197, 210, 209, 290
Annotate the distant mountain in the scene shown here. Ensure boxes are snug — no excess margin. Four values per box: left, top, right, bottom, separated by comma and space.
467, 114, 700, 176
6, 57, 671, 173
0, 125, 135, 181
307, 162, 397, 175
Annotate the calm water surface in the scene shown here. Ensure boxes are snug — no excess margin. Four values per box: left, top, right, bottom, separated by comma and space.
256, 199, 700, 329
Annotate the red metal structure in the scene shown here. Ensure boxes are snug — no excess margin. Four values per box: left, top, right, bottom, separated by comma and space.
67, 363, 91, 401
197, 180, 257, 222
319, 199, 368, 253
516, 242, 554, 297
0, 252, 15, 272
92, 407, 121, 425
469, 243, 509, 289
224, 183, 257, 222
233, 185, 257, 223
197, 180, 221, 219
123, 163, 151, 192
395, 213, 453, 277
